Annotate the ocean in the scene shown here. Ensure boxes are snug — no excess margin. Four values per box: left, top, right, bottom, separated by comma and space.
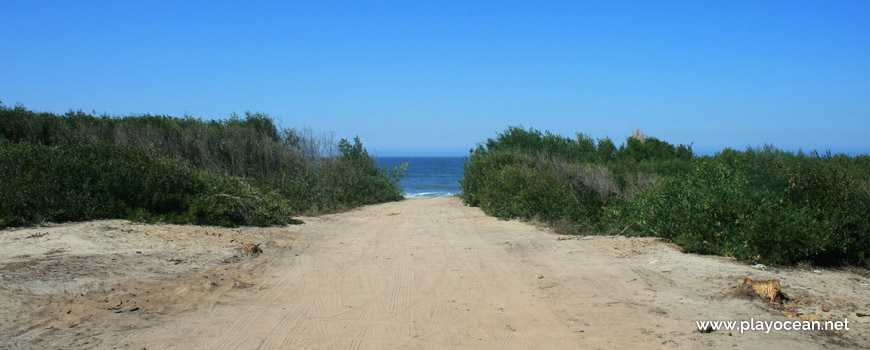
377, 157, 464, 198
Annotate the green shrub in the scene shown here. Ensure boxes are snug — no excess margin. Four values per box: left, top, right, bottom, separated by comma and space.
610, 147, 870, 267
0, 140, 296, 227
463, 126, 870, 267
0, 104, 404, 228
461, 126, 692, 233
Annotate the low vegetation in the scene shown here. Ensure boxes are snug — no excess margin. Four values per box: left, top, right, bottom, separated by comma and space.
0, 104, 404, 228
461, 126, 870, 267
461, 126, 693, 232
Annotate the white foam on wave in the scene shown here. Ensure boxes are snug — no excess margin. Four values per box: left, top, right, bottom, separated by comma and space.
404, 191, 457, 198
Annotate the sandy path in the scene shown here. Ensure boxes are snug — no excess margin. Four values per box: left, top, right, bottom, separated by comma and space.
115, 198, 584, 349
3, 197, 868, 349
112, 198, 867, 349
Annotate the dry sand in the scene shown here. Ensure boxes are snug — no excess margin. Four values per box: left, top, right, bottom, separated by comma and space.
1, 197, 868, 349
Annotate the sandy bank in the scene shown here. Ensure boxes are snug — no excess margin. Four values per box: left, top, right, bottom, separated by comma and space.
1, 197, 868, 349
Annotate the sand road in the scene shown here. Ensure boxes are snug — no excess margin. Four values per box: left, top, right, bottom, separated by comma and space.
2, 197, 868, 349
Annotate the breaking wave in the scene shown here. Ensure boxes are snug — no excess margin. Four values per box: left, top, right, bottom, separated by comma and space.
404, 191, 457, 198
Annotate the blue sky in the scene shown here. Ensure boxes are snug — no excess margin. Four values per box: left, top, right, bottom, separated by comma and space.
2, 0, 868, 156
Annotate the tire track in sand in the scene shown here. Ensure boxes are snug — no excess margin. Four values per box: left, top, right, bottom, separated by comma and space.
109, 198, 638, 349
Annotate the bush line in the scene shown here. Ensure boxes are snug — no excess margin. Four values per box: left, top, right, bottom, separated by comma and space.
0, 104, 405, 228
461, 126, 870, 267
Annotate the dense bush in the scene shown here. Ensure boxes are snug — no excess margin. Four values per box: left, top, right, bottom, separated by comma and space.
0, 104, 404, 228
0, 140, 295, 227
611, 147, 870, 266
462, 126, 870, 267
461, 126, 693, 233
1, 105, 308, 178
266, 137, 405, 213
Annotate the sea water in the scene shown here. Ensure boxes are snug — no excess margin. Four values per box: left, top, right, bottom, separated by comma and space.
377, 157, 464, 198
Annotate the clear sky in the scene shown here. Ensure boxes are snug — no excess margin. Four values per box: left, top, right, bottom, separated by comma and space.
2, 0, 868, 156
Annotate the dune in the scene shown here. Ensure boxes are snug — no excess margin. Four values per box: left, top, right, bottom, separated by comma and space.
1, 197, 867, 349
